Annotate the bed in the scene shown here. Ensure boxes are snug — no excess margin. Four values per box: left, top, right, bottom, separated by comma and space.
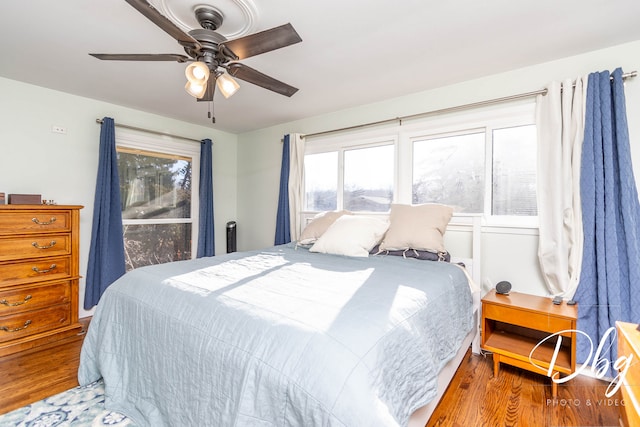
79, 206, 481, 427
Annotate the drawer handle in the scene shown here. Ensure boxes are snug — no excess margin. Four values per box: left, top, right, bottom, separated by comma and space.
0, 295, 32, 307
0, 320, 32, 333
31, 217, 57, 226
32, 264, 57, 274
32, 240, 57, 250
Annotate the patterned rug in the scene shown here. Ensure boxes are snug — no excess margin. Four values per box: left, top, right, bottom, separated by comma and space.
0, 380, 135, 426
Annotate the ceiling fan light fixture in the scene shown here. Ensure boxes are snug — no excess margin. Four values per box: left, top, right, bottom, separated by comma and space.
185, 80, 208, 99
91, 2, 302, 121
216, 72, 240, 98
185, 61, 210, 84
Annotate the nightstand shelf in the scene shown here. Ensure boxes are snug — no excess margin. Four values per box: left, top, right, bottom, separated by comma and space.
483, 331, 572, 371
481, 289, 577, 397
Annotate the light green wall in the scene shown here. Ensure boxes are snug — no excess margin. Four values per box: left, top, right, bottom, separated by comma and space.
0, 77, 238, 317
3, 39, 640, 316
236, 40, 640, 297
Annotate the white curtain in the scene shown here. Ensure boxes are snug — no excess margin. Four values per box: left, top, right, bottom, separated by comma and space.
536, 77, 587, 298
287, 133, 305, 241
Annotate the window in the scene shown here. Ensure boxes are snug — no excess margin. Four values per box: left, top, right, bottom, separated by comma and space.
412, 132, 485, 212
410, 124, 537, 218
304, 138, 395, 214
344, 145, 394, 212
116, 132, 200, 271
304, 152, 338, 211
303, 103, 537, 227
491, 125, 537, 216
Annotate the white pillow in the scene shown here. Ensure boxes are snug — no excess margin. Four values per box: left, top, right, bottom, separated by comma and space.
309, 215, 389, 257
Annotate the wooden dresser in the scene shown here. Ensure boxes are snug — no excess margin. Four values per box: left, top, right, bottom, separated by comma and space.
0, 205, 83, 357
617, 321, 640, 427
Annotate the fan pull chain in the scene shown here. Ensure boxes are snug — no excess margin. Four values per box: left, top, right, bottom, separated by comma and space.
209, 101, 215, 123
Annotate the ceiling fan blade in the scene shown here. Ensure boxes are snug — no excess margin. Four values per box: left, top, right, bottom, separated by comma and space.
227, 63, 298, 97
125, 0, 201, 49
90, 53, 191, 62
221, 23, 302, 60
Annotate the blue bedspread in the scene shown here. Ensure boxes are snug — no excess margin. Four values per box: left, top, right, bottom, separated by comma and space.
78, 244, 473, 426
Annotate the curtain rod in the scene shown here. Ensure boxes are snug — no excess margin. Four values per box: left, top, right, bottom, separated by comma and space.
302, 70, 637, 139
95, 118, 203, 143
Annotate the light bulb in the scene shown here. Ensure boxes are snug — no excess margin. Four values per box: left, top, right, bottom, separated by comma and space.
192, 67, 207, 80
216, 73, 240, 98
185, 81, 207, 99
185, 62, 210, 84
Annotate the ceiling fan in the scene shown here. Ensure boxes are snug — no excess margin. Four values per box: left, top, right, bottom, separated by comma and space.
90, 0, 302, 121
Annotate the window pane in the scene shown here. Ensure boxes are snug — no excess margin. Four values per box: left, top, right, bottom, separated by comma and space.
305, 152, 338, 211
118, 150, 192, 219
413, 133, 484, 212
123, 223, 192, 271
492, 125, 537, 216
344, 145, 394, 212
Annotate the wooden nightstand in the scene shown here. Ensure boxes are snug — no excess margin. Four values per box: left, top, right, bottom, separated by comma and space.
481, 289, 577, 397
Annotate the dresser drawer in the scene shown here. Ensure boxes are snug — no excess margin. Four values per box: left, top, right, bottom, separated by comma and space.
0, 210, 71, 235
0, 281, 72, 316
0, 256, 72, 286
619, 328, 640, 394
621, 383, 640, 427
483, 303, 573, 335
618, 321, 640, 426
0, 233, 71, 262
0, 303, 71, 343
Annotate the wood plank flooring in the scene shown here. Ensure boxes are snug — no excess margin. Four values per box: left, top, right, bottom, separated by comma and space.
429, 349, 623, 427
0, 327, 623, 426
0, 318, 89, 415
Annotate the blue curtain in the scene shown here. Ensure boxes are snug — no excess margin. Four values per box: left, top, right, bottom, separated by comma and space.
84, 117, 126, 309
574, 68, 640, 372
197, 138, 215, 257
274, 134, 291, 245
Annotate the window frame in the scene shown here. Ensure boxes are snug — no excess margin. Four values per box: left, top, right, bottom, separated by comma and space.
304, 102, 537, 228
116, 130, 201, 265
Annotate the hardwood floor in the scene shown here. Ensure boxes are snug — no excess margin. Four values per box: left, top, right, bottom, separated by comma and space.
0, 317, 89, 415
0, 328, 623, 426
429, 349, 623, 427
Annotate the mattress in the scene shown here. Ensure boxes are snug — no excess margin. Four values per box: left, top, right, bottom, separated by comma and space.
78, 243, 474, 426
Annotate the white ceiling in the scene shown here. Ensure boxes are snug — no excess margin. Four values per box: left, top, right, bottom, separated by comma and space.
2, 1, 640, 134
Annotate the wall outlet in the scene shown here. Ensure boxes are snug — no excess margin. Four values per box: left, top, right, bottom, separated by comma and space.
52, 125, 67, 134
